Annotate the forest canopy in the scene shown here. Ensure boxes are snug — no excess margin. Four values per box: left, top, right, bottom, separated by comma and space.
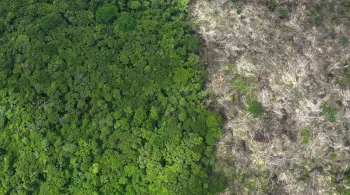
0, 0, 224, 194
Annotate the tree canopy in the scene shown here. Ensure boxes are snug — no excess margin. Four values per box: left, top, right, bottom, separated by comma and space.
0, 0, 224, 194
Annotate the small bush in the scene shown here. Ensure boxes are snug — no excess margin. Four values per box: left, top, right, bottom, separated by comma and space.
331, 14, 339, 23
329, 2, 336, 11
330, 26, 336, 37
232, 74, 250, 92
300, 128, 310, 144
310, 7, 321, 24
331, 153, 338, 160
301, 167, 310, 181
267, 0, 278, 11
320, 104, 338, 122
340, 36, 349, 46
279, 7, 288, 19
247, 99, 262, 117
337, 68, 350, 86
337, 168, 350, 194
345, 169, 350, 186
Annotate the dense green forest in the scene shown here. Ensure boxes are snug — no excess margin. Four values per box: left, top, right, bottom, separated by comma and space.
0, 0, 225, 194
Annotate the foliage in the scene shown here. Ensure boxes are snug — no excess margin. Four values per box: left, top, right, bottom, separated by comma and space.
337, 168, 350, 194
338, 67, 350, 86
310, 7, 322, 24
232, 74, 262, 117
320, 104, 338, 122
340, 36, 349, 46
300, 128, 310, 145
345, 169, 350, 186
247, 99, 263, 117
306, 0, 350, 29
96, 4, 118, 23
267, 0, 278, 11
0, 0, 224, 194
279, 7, 288, 19
130, 1, 142, 9
0, 20, 6, 35
232, 74, 251, 93
39, 13, 63, 30
115, 12, 135, 31
331, 153, 338, 161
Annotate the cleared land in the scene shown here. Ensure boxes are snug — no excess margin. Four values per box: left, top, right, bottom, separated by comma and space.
191, 0, 350, 194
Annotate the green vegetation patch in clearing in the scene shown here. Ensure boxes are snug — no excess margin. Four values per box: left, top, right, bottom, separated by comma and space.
321, 104, 338, 122
300, 128, 311, 144
247, 99, 263, 117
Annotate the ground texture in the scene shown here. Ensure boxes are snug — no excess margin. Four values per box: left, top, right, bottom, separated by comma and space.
191, 0, 350, 194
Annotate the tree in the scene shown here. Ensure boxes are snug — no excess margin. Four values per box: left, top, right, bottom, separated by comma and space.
115, 12, 135, 31
96, 4, 118, 24
39, 13, 63, 31
0, 0, 225, 194
129, 1, 142, 10
0, 20, 5, 35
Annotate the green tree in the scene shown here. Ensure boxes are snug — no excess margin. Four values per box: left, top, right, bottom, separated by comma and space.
0, 20, 5, 35
96, 4, 118, 23
115, 12, 135, 31
39, 13, 63, 31
0, 0, 225, 194
130, 1, 142, 10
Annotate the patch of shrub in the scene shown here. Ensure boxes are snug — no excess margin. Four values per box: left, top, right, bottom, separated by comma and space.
247, 99, 263, 117
279, 7, 288, 19
300, 128, 310, 144
320, 104, 338, 122
267, 0, 278, 11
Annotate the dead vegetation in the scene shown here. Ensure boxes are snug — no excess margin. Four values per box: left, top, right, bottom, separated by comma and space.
190, 0, 350, 194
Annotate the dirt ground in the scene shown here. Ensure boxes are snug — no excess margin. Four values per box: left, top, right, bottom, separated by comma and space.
190, 0, 350, 194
